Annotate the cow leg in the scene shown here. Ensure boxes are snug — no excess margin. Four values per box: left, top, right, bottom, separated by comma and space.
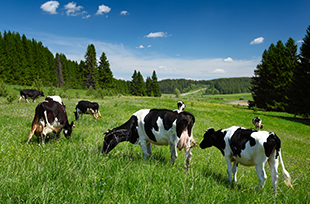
26, 125, 37, 145
146, 142, 152, 157
225, 157, 233, 183
184, 148, 192, 171
98, 110, 102, 118
232, 162, 238, 182
139, 140, 148, 159
18, 96, 23, 103
81, 114, 83, 120
255, 163, 267, 189
268, 153, 279, 192
169, 143, 178, 166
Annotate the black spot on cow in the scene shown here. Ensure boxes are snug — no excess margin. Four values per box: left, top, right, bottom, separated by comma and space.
263, 132, 281, 158
229, 128, 257, 157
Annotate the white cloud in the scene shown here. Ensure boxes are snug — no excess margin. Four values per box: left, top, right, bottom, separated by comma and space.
147, 45, 151, 48
120, 11, 129, 15
250, 37, 264, 45
64, 2, 85, 16
83, 15, 91, 19
213, 69, 226, 73
297, 40, 304, 43
41, 1, 59, 14
137, 45, 144, 49
96, 4, 111, 15
145, 32, 168, 38
224, 57, 233, 62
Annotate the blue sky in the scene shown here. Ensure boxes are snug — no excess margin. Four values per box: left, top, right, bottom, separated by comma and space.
1, 0, 309, 80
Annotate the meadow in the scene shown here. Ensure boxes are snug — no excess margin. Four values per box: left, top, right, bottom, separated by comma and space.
0, 86, 309, 203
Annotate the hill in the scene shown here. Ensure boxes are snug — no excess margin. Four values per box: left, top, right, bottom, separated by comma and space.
159, 77, 251, 94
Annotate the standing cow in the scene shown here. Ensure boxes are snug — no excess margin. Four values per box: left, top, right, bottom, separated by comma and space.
101, 109, 196, 170
74, 100, 102, 120
26, 99, 74, 145
199, 126, 293, 192
18, 89, 44, 103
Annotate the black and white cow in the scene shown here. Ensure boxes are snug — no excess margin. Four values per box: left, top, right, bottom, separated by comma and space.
45, 96, 65, 107
252, 117, 263, 130
18, 89, 44, 103
74, 100, 101, 120
101, 109, 196, 170
176, 101, 186, 113
199, 126, 293, 192
26, 99, 74, 145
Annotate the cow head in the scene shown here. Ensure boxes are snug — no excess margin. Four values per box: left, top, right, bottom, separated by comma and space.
40, 91, 44, 97
100, 129, 121, 154
63, 121, 75, 138
200, 128, 216, 149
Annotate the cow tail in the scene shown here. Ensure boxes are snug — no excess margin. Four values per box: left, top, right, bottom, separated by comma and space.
278, 150, 293, 189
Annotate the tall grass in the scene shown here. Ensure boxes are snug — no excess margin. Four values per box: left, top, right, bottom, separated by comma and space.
0, 88, 309, 203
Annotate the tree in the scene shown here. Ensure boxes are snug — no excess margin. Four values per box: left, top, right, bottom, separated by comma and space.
174, 88, 181, 98
84, 44, 98, 89
97, 52, 114, 89
130, 70, 145, 96
151, 70, 161, 97
288, 25, 310, 116
145, 76, 153, 96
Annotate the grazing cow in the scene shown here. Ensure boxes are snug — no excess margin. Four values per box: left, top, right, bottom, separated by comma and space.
74, 100, 102, 120
252, 117, 263, 130
176, 101, 186, 113
199, 126, 293, 192
18, 89, 44, 103
101, 109, 196, 170
26, 99, 74, 145
45, 96, 65, 107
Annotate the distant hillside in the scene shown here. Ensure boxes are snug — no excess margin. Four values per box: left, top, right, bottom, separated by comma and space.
159, 77, 251, 94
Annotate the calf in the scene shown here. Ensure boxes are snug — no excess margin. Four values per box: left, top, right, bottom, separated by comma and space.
74, 100, 102, 120
26, 99, 74, 145
252, 117, 263, 130
18, 89, 44, 103
199, 126, 293, 192
101, 109, 196, 170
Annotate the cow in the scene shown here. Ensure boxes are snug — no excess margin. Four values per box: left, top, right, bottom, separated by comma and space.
18, 89, 44, 103
176, 101, 186, 113
26, 99, 74, 145
252, 117, 263, 130
45, 96, 65, 107
101, 109, 197, 171
199, 126, 293, 192
74, 100, 102, 120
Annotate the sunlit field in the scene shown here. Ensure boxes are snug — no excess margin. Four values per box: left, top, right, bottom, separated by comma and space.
0, 86, 309, 203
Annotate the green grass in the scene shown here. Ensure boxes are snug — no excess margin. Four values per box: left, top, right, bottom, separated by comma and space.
0, 88, 309, 203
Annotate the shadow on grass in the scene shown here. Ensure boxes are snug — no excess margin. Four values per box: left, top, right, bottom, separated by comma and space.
260, 113, 310, 126
202, 167, 243, 190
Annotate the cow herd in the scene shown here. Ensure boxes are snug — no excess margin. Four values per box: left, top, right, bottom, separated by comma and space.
20, 89, 293, 193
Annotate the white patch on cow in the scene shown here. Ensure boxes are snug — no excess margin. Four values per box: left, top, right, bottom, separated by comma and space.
46, 96, 63, 104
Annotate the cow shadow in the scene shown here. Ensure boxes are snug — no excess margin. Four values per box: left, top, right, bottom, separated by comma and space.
260, 113, 310, 126
201, 167, 243, 190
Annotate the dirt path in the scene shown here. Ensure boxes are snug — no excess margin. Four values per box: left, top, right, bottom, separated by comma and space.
227, 100, 248, 106
180, 88, 207, 96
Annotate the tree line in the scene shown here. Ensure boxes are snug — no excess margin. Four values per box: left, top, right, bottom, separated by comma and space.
159, 77, 251, 95
250, 25, 310, 117
0, 30, 161, 97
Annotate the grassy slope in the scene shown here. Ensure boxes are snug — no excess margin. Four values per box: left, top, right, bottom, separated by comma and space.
0, 86, 309, 203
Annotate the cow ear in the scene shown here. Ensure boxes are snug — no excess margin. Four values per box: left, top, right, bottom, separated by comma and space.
70, 121, 75, 127
206, 128, 214, 133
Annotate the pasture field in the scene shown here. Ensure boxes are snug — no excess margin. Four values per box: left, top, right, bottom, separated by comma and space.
0, 88, 309, 203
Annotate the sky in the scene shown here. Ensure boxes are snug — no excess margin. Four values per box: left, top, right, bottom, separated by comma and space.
1, 0, 309, 81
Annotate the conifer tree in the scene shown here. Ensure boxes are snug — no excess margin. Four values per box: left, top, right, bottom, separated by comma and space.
151, 70, 161, 97
145, 76, 153, 96
98, 52, 114, 89
84, 44, 98, 89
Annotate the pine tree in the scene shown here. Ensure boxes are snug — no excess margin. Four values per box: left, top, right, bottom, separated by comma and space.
289, 25, 310, 116
84, 44, 98, 89
151, 70, 161, 97
145, 76, 153, 96
98, 52, 114, 89
130, 70, 138, 95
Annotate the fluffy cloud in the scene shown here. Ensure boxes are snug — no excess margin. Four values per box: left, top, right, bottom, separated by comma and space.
224, 57, 233, 62
250, 37, 264, 45
212, 69, 226, 73
64, 2, 84, 16
41, 1, 59, 14
145, 32, 168, 38
120, 11, 129, 15
96, 4, 111, 15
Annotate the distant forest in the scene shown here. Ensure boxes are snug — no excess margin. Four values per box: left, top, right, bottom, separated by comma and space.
159, 77, 251, 95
